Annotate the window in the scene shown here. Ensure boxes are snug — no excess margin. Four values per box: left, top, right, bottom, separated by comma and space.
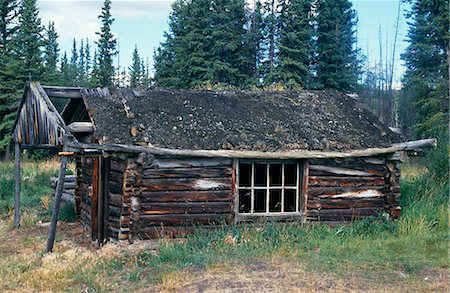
237, 161, 305, 215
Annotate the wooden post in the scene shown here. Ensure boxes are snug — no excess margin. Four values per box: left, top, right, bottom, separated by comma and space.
14, 142, 21, 228
46, 154, 68, 253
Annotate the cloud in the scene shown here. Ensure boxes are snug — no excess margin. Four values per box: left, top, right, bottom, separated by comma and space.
38, 0, 173, 42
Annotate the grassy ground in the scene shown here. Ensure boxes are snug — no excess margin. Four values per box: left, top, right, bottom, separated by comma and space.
0, 155, 448, 292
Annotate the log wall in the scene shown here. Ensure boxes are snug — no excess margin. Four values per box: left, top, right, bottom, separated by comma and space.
128, 157, 234, 239
305, 155, 401, 222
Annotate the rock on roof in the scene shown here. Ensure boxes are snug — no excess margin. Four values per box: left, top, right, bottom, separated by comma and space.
82, 88, 402, 152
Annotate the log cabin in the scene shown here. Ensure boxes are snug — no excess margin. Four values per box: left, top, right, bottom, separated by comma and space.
12, 81, 436, 249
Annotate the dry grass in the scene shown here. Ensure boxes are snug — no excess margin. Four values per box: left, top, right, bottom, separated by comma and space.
153, 260, 449, 293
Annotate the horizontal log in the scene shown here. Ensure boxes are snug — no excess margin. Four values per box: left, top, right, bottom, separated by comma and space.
137, 213, 233, 227
308, 186, 385, 198
152, 158, 233, 169
67, 139, 437, 158
306, 207, 383, 221
109, 193, 122, 205
309, 165, 377, 177
308, 176, 386, 188
109, 205, 121, 217
140, 178, 231, 191
309, 157, 386, 166
140, 202, 233, 215
143, 167, 231, 179
42, 85, 83, 99
307, 198, 385, 210
139, 190, 233, 202
67, 122, 94, 133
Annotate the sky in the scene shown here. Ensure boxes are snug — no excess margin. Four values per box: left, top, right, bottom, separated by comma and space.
37, 0, 410, 83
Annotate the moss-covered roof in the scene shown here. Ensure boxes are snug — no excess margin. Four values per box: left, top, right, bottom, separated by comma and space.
82, 88, 401, 152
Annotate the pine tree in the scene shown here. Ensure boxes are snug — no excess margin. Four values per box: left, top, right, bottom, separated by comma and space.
129, 45, 141, 87
260, 0, 278, 86
43, 21, 59, 84
95, 0, 117, 87
154, 0, 252, 89
0, 0, 19, 152
0, 0, 18, 47
0, 0, 44, 151
276, 0, 313, 89
78, 38, 86, 85
85, 39, 91, 81
60, 51, 70, 85
247, 0, 264, 85
69, 39, 78, 84
315, 0, 359, 91
90, 49, 100, 87
401, 0, 449, 137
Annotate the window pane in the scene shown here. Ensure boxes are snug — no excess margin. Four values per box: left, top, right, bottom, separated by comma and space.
254, 163, 267, 186
269, 190, 282, 212
254, 190, 267, 213
284, 164, 297, 186
269, 164, 282, 186
239, 190, 251, 213
239, 163, 252, 187
284, 189, 296, 212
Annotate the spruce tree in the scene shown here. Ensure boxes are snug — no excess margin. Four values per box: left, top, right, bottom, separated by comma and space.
95, 0, 117, 87
247, 0, 264, 85
260, 0, 278, 86
85, 39, 91, 82
154, 0, 252, 89
69, 39, 78, 84
315, 0, 359, 91
0, 0, 19, 152
60, 52, 70, 85
129, 45, 141, 87
401, 0, 449, 137
276, 0, 313, 89
43, 21, 59, 84
78, 38, 86, 85
0, 0, 44, 151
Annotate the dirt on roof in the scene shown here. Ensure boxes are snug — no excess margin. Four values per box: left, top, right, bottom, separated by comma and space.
82, 88, 402, 152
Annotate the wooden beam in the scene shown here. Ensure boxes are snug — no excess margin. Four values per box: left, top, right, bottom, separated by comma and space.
67, 122, 94, 133
45, 154, 68, 253
42, 85, 83, 99
66, 138, 437, 159
14, 143, 21, 228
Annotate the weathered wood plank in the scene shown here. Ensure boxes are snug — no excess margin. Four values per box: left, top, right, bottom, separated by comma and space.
308, 176, 386, 187
308, 186, 385, 198
309, 165, 379, 177
138, 213, 233, 227
138, 190, 233, 202
152, 158, 233, 169
140, 178, 231, 191
140, 202, 233, 215
143, 167, 232, 179
307, 198, 385, 210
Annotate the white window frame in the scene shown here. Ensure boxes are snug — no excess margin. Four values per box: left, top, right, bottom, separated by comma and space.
235, 159, 305, 217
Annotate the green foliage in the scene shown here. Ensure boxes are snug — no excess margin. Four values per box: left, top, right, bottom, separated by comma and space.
401, 0, 449, 137
42, 21, 59, 84
154, 0, 254, 89
129, 45, 142, 88
0, 161, 57, 216
276, 0, 313, 89
0, 0, 44, 152
315, 0, 359, 91
58, 202, 75, 222
94, 0, 117, 87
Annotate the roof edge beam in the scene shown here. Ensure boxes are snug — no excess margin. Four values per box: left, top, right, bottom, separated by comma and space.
66, 138, 437, 159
